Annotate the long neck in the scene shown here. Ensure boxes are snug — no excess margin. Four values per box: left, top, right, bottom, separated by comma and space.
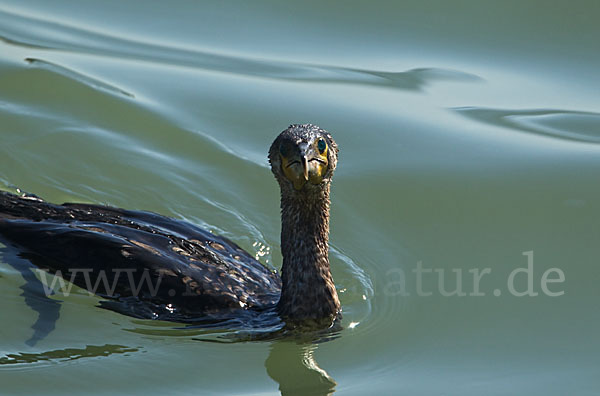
277, 183, 340, 324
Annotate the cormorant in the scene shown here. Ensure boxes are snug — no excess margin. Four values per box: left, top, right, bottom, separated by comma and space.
0, 124, 341, 328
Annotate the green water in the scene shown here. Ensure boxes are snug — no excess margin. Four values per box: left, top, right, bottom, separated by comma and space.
1, 1, 599, 394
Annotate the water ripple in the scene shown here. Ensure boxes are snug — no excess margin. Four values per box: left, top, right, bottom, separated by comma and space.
0, 8, 480, 91
330, 244, 374, 330
454, 107, 600, 144
25, 57, 134, 98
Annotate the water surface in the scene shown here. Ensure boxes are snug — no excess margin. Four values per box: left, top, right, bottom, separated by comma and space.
1, 1, 599, 395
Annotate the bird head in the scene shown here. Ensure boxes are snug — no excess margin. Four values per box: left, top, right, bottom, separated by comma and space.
269, 124, 338, 192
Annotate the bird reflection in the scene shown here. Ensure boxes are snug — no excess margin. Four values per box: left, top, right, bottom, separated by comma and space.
266, 340, 336, 396
0, 244, 61, 346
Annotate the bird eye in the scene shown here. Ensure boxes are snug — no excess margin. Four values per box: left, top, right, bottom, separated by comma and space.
317, 139, 327, 154
279, 142, 290, 158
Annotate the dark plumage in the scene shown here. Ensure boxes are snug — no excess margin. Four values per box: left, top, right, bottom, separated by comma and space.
0, 124, 340, 327
269, 124, 340, 325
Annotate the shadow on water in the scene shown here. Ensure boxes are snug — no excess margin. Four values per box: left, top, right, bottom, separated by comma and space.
0, 243, 61, 347
454, 107, 600, 144
0, 9, 481, 93
266, 341, 336, 396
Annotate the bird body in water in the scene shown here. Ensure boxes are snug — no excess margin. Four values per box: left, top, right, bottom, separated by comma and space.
0, 124, 340, 328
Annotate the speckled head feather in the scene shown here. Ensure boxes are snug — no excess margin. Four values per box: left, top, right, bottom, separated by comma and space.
269, 124, 341, 326
269, 124, 339, 193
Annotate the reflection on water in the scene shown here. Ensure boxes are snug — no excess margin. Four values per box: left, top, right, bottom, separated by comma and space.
0, 344, 138, 365
0, 245, 61, 347
266, 341, 336, 396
